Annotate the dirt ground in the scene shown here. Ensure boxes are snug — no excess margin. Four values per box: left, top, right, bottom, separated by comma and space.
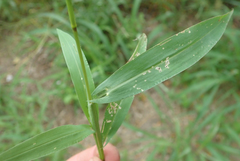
0, 31, 192, 161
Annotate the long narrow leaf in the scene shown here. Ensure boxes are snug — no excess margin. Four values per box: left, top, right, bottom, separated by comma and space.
91, 11, 233, 104
57, 29, 95, 121
102, 96, 134, 145
128, 33, 147, 62
0, 125, 94, 161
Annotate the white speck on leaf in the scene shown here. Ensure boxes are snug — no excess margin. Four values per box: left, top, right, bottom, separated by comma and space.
108, 108, 113, 114
181, 30, 185, 33
106, 120, 112, 123
54, 147, 57, 150
188, 30, 191, 33
162, 47, 164, 50
165, 57, 170, 69
155, 67, 162, 72
33, 143, 36, 145
142, 72, 147, 75
110, 102, 118, 113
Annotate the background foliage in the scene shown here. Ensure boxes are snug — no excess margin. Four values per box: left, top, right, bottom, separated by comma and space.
0, 0, 240, 160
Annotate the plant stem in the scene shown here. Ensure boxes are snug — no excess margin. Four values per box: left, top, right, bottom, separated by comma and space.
65, 0, 104, 160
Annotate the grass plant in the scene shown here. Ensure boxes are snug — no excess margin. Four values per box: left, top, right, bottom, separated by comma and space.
0, 0, 233, 160
0, 0, 239, 161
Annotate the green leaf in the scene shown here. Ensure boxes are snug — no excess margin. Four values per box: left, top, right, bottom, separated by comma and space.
57, 29, 95, 121
0, 125, 94, 161
122, 122, 158, 139
91, 10, 233, 104
225, 126, 240, 146
128, 33, 147, 62
101, 96, 134, 145
206, 146, 229, 161
37, 13, 69, 26
212, 143, 240, 155
101, 34, 147, 145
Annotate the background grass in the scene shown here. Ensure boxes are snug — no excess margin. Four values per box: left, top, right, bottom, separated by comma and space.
0, 0, 240, 160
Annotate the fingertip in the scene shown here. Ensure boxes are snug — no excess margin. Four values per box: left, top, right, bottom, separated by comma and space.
89, 156, 102, 161
104, 144, 120, 161
92, 144, 120, 161
67, 146, 96, 161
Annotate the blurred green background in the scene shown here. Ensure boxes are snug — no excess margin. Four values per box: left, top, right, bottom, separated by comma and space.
0, 0, 240, 160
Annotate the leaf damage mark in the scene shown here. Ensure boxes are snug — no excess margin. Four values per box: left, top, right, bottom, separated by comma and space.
106, 120, 112, 123
155, 67, 162, 72
165, 57, 170, 69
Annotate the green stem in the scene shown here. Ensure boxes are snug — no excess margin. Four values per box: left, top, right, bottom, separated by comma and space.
65, 0, 104, 160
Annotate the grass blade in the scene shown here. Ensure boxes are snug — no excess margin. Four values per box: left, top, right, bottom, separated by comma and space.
0, 125, 94, 161
102, 96, 134, 145
37, 13, 69, 26
57, 29, 95, 121
128, 33, 147, 62
122, 122, 158, 139
225, 126, 240, 147
91, 11, 233, 104
146, 146, 160, 161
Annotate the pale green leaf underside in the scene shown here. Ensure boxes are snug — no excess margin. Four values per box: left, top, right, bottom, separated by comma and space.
102, 96, 134, 145
101, 101, 120, 143
101, 34, 147, 144
57, 29, 95, 121
92, 10, 233, 104
0, 125, 94, 161
128, 33, 147, 62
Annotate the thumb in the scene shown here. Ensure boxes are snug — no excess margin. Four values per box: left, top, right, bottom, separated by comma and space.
89, 156, 102, 161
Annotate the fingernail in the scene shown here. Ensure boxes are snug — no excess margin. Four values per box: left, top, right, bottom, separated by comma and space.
89, 156, 102, 161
